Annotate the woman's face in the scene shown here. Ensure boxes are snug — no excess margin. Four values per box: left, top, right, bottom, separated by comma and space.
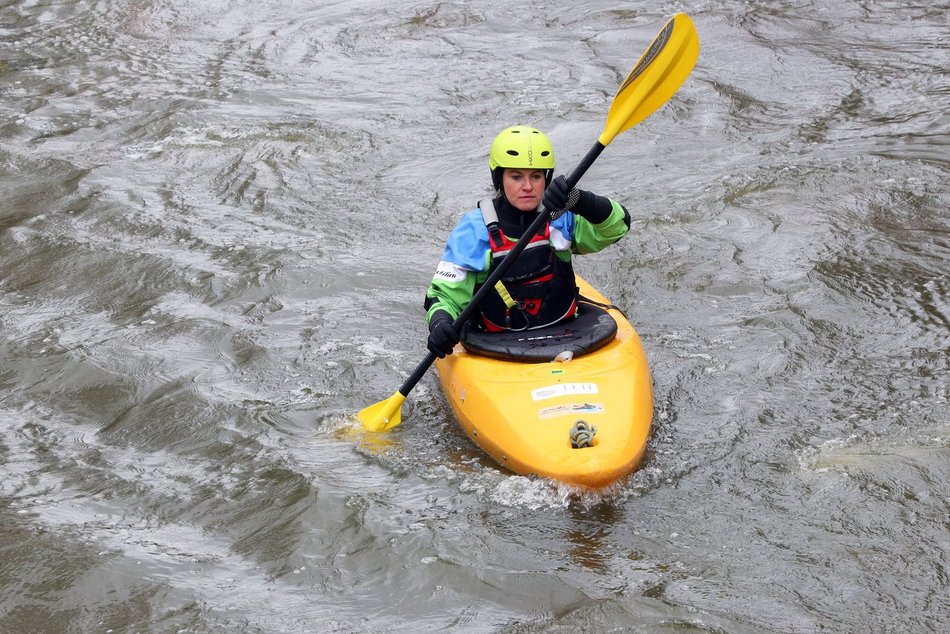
502, 169, 546, 212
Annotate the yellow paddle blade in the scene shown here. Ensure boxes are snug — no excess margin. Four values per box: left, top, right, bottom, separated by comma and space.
356, 391, 405, 432
599, 12, 700, 147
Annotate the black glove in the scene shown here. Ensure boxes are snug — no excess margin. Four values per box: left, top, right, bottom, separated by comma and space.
542, 175, 580, 219
427, 311, 460, 358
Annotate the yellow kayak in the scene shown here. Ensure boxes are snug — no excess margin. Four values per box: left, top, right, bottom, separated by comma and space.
434, 276, 653, 488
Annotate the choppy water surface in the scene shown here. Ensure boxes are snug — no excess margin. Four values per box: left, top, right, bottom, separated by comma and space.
1, 0, 947, 631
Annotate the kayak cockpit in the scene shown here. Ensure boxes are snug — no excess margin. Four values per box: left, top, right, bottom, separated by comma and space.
459, 301, 618, 363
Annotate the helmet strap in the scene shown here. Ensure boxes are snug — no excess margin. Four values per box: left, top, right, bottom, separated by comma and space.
490, 167, 504, 191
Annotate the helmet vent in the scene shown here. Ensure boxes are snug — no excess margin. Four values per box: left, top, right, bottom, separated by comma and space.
506, 150, 519, 156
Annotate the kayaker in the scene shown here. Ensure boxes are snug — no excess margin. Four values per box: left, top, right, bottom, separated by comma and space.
424, 125, 631, 358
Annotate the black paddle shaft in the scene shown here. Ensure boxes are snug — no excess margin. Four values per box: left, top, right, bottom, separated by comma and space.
397, 140, 608, 397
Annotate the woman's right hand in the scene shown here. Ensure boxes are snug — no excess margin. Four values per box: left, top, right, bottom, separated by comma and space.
427, 312, 460, 358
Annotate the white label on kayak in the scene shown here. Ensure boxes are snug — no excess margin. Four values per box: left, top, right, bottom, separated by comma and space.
538, 402, 604, 420
531, 383, 599, 401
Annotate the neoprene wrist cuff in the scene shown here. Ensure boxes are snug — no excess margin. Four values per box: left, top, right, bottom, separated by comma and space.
428, 310, 453, 331
572, 190, 613, 224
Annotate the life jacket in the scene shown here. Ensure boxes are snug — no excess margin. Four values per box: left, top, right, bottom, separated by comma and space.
477, 200, 578, 332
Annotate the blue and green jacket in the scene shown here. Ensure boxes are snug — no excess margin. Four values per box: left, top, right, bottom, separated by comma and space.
425, 194, 630, 326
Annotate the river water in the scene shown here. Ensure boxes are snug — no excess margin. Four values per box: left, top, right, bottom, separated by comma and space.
1, 0, 947, 632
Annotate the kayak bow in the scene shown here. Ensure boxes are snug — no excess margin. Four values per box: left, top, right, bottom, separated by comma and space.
435, 277, 652, 488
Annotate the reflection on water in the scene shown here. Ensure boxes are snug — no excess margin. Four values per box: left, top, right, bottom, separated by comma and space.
564, 502, 623, 573
1, 0, 947, 631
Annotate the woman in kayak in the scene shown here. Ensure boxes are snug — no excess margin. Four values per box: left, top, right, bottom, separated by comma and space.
424, 125, 631, 358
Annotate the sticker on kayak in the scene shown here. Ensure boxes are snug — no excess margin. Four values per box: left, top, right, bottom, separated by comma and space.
538, 402, 604, 420
531, 383, 599, 401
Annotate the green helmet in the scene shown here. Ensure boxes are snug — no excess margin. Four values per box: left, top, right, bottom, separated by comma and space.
488, 126, 555, 190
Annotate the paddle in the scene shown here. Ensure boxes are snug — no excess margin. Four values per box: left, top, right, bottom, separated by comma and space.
358, 12, 700, 432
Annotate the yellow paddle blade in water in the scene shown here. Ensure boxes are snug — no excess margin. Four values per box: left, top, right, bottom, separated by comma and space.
356, 392, 405, 432
599, 12, 700, 147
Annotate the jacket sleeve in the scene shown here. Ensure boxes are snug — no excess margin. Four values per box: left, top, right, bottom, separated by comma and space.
570, 198, 630, 255
424, 262, 478, 323
424, 211, 490, 324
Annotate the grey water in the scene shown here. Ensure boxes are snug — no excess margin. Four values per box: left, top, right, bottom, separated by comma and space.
1, 1, 947, 632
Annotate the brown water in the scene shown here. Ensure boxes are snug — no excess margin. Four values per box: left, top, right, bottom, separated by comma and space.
1, 1, 948, 632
